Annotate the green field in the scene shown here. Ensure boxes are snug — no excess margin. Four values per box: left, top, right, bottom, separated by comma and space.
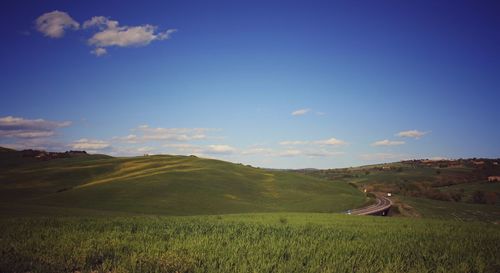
396, 195, 500, 222
2, 214, 499, 273
296, 160, 500, 222
0, 150, 366, 216
2, 150, 500, 272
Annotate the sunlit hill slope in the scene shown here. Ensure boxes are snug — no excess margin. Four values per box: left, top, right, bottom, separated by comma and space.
0, 148, 365, 216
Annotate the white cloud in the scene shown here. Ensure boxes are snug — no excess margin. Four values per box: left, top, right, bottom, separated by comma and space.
113, 134, 139, 143
0, 116, 71, 130
83, 16, 177, 49
291, 108, 310, 116
396, 130, 428, 139
0, 116, 71, 139
35, 10, 79, 38
164, 143, 236, 156
69, 138, 110, 150
91, 47, 107, 56
279, 140, 309, 146
0, 138, 67, 152
0, 130, 55, 138
277, 149, 344, 158
114, 126, 211, 144
136, 125, 209, 142
278, 149, 303, 157
241, 147, 273, 155
164, 143, 197, 150
205, 145, 236, 155
304, 150, 344, 157
315, 137, 347, 146
35, 12, 177, 56
137, 146, 155, 153
82, 16, 117, 29
371, 139, 405, 146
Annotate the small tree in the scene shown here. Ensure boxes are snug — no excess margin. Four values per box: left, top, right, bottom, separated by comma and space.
450, 190, 463, 202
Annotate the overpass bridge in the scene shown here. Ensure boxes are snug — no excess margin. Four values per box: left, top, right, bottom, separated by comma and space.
347, 194, 392, 216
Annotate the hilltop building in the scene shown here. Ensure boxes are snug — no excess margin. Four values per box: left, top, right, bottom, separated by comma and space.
487, 176, 500, 182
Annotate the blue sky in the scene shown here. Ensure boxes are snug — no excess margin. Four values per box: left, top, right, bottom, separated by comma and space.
0, 0, 499, 168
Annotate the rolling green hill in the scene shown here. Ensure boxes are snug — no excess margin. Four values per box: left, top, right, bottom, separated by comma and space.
0, 149, 366, 216
295, 159, 500, 222
2, 149, 499, 273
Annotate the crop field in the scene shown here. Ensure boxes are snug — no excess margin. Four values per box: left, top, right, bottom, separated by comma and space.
1, 213, 499, 273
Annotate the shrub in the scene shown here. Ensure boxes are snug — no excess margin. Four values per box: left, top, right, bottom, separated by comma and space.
472, 191, 486, 204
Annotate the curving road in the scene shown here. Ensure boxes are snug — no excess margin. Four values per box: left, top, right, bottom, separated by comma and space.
347, 194, 392, 216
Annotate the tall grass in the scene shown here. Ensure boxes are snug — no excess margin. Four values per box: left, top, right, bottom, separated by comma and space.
1, 213, 499, 273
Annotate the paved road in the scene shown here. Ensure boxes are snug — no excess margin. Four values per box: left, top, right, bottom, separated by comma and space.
348, 194, 392, 216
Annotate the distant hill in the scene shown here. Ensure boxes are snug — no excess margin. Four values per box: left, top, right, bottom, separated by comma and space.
0, 152, 366, 216
0, 146, 15, 153
295, 159, 500, 222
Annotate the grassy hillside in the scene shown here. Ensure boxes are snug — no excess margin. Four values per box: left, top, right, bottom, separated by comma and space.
397, 195, 500, 222
0, 150, 366, 216
2, 151, 499, 272
295, 160, 500, 222
2, 213, 499, 273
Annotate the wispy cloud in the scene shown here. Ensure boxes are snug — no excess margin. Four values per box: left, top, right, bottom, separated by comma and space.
278, 149, 303, 157
35, 10, 79, 38
115, 125, 211, 143
303, 150, 344, 157
279, 140, 309, 146
277, 149, 344, 158
69, 138, 110, 150
396, 130, 428, 139
165, 143, 236, 155
241, 147, 274, 155
315, 137, 347, 146
0, 116, 71, 139
371, 139, 405, 146
205, 145, 236, 154
0, 138, 67, 152
91, 47, 107, 56
291, 108, 310, 116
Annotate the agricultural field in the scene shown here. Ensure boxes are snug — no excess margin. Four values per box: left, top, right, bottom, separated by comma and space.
1, 150, 500, 272
1, 213, 499, 273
